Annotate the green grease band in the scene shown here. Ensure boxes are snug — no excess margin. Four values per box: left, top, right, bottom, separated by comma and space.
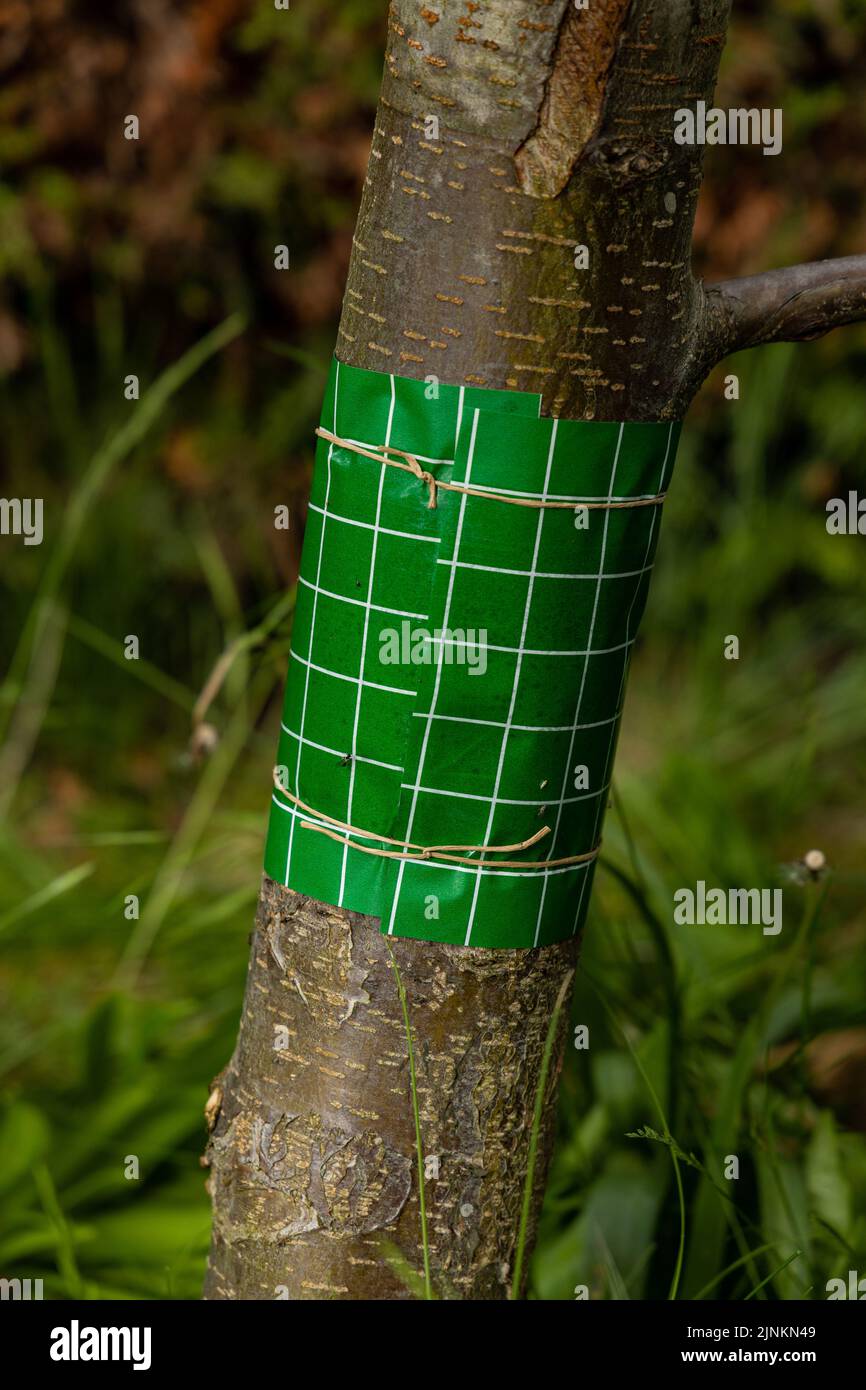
264, 357, 681, 949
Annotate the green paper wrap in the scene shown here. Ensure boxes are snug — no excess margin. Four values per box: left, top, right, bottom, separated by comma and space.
265, 357, 680, 949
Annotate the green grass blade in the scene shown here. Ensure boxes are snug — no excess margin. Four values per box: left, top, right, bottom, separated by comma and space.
385, 942, 433, 1300
745, 1249, 804, 1300
691, 1242, 782, 1301
586, 975, 687, 1301
510, 968, 574, 1300
0, 861, 95, 936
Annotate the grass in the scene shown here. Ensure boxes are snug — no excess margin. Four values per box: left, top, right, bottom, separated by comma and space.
588, 978, 688, 1301
511, 969, 574, 1299
386, 942, 433, 1301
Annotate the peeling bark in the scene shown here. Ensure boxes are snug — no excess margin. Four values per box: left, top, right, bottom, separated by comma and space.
515, 0, 634, 199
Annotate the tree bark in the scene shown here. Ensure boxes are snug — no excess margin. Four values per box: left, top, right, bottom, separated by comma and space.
204, 0, 866, 1300
204, 879, 575, 1299
338, 0, 732, 422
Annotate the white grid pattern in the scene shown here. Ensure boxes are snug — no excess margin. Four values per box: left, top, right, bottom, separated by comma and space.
272, 366, 677, 949
445, 479, 664, 504
424, 634, 638, 658
281, 722, 404, 774
532, 423, 625, 946
289, 649, 416, 697
386, 394, 472, 938
284, 360, 340, 889
463, 417, 558, 944
437, 557, 656, 581
339, 375, 397, 905
569, 419, 676, 936
308, 502, 440, 546
398, 778, 611, 808
299, 574, 429, 621
411, 709, 623, 733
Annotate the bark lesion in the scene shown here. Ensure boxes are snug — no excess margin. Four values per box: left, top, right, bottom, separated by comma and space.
515, 0, 634, 198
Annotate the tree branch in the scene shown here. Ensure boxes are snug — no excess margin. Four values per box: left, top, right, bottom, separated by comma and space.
704, 255, 866, 361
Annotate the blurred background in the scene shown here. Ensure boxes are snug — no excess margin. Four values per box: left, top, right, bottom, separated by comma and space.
1, 0, 864, 1300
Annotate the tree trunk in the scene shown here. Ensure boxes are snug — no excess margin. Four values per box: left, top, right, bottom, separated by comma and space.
204, 0, 866, 1299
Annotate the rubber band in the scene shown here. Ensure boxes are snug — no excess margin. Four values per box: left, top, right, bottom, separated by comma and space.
273, 772, 601, 871
315, 427, 667, 512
